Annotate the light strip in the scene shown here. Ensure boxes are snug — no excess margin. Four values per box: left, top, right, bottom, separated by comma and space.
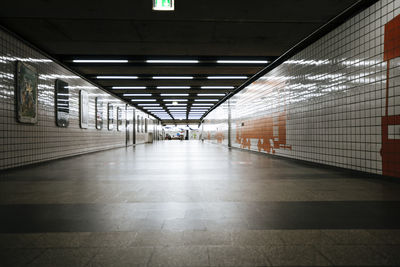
166, 104, 187, 106
123, 94, 152, 96
160, 93, 189, 96
197, 94, 225, 96
73, 60, 128, 63
131, 99, 156, 102
147, 60, 199, 64
138, 104, 159, 106
192, 104, 214, 106
201, 86, 235, 89
97, 76, 138, 79
217, 60, 269, 64
142, 107, 163, 109
194, 99, 219, 102
207, 76, 248, 79
112, 86, 146, 89
163, 99, 188, 102
153, 76, 193, 80
157, 86, 191, 89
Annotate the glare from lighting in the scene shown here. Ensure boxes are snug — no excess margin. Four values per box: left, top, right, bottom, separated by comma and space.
73, 60, 128, 63
97, 76, 138, 79
217, 60, 269, 64
153, 76, 193, 80
112, 86, 147, 89
207, 76, 248, 79
123, 94, 152, 96
157, 86, 191, 89
147, 60, 198, 64
201, 86, 235, 89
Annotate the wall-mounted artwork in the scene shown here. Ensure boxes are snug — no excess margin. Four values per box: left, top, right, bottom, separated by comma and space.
79, 90, 89, 129
95, 97, 103, 130
16, 62, 38, 124
55, 79, 69, 127
117, 107, 123, 131
108, 103, 114, 130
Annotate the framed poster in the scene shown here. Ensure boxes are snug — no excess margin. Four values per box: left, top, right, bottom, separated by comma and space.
16, 61, 38, 124
79, 90, 89, 129
117, 107, 123, 131
108, 103, 114, 130
55, 79, 69, 127
95, 97, 103, 130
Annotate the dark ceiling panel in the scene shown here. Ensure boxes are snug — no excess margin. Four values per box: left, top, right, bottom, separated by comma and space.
0, 0, 363, 123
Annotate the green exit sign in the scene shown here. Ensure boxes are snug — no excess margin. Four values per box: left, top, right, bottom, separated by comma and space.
153, 0, 174, 11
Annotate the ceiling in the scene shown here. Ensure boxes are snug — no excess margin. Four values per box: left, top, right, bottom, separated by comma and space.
0, 0, 360, 123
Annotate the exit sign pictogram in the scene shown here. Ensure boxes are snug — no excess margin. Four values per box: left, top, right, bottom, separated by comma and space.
153, 0, 174, 11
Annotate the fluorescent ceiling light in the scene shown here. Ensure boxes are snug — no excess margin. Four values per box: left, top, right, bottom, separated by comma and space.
153, 76, 193, 79
166, 104, 187, 106
192, 104, 214, 106
147, 60, 198, 64
142, 107, 163, 109
123, 94, 152, 96
112, 86, 146, 89
131, 99, 156, 102
160, 94, 189, 96
138, 104, 159, 106
207, 76, 248, 79
73, 60, 128, 63
217, 60, 269, 64
157, 86, 191, 89
197, 94, 225, 96
163, 99, 188, 102
194, 99, 219, 102
201, 86, 235, 89
97, 76, 138, 79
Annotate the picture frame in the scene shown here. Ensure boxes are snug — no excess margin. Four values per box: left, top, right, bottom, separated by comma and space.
95, 97, 103, 130
79, 90, 89, 129
16, 61, 38, 124
117, 107, 123, 131
55, 79, 69, 127
108, 103, 114, 130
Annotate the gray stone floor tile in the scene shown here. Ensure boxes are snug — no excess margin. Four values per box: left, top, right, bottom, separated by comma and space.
183, 230, 232, 246
279, 230, 335, 245
264, 245, 332, 266
80, 232, 137, 248
208, 246, 271, 267
131, 230, 184, 246
29, 248, 98, 267
232, 230, 284, 246
322, 229, 383, 245
0, 233, 41, 248
87, 247, 153, 267
317, 245, 389, 266
0, 248, 44, 266
148, 246, 209, 267
32, 232, 91, 248
369, 245, 400, 265
367, 230, 400, 244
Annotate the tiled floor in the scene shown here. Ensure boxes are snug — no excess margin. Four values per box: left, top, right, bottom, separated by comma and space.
0, 140, 400, 266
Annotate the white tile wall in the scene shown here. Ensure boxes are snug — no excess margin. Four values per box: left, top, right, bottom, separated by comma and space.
0, 28, 157, 170
203, 0, 400, 177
